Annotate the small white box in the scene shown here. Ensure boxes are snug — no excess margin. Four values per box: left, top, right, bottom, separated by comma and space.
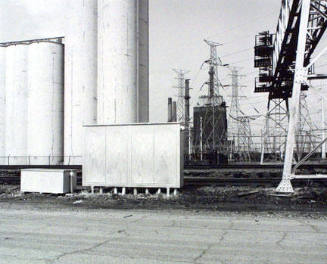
21, 169, 77, 194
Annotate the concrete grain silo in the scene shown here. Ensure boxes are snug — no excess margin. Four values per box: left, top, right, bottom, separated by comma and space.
27, 42, 64, 165
64, 0, 98, 165
5, 45, 28, 165
0, 47, 5, 165
97, 0, 149, 124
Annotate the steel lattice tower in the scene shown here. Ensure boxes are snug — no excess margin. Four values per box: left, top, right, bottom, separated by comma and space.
203, 39, 223, 100
228, 67, 252, 161
296, 91, 319, 160
252, 0, 327, 192
173, 69, 189, 125
200, 39, 227, 153
261, 98, 289, 162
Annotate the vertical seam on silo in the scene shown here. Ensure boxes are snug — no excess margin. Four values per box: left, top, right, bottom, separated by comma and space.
127, 3, 129, 121
51, 52, 55, 160
70, 52, 74, 156
136, 0, 140, 123
101, 0, 105, 123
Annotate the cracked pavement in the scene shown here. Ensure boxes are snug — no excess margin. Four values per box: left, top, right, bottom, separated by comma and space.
0, 208, 327, 264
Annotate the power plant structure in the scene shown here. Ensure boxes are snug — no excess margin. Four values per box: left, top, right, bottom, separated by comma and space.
171, 40, 229, 165
1, 0, 327, 194
0, 0, 185, 193
166, 0, 327, 179
253, 0, 327, 192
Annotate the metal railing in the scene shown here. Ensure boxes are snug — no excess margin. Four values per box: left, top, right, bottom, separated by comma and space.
0, 156, 83, 166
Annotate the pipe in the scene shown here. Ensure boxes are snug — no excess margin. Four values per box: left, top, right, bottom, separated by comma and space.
172, 101, 177, 122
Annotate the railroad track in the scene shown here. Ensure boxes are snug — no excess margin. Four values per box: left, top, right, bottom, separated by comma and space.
1, 162, 327, 188
2, 174, 326, 188
184, 163, 327, 170
184, 176, 327, 187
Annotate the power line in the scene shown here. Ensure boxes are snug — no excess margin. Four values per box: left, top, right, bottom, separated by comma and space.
206, 11, 277, 40
221, 47, 253, 58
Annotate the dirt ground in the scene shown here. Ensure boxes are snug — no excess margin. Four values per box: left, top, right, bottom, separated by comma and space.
1, 184, 327, 218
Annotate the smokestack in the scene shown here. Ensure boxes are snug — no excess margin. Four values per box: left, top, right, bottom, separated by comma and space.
172, 101, 177, 122
209, 66, 215, 98
185, 79, 191, 157
168, 97, 172, 122
185, 79, 190, 128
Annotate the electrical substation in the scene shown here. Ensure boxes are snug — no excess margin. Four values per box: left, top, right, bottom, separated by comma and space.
1, 0, 327, 195
1, 1, 327, 262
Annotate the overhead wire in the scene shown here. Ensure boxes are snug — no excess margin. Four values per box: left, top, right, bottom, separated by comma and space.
206, 11, 277, 40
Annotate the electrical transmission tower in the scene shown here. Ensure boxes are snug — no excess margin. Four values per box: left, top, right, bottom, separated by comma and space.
203, 39, 225, 99
228, 67, 252, 161
296, 91, 319, 160
261, 90, 317, 163
261, 98, 289, 162
252, 0, 327, 192
173, 69, 189, 125
199, 39, 227, 154
254, 31, 317, 164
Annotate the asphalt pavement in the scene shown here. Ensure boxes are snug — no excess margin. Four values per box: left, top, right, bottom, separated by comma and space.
0, 208, 326, 264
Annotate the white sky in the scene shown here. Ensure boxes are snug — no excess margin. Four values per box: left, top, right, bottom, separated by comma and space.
1, 0, 327, 139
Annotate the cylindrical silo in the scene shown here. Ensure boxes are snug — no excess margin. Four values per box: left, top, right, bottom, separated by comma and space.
64, 0, 98, 165
27, 42, 64, 165
0, 47, 5, 165
5, 45, 28, 165
97, 0, 149, 124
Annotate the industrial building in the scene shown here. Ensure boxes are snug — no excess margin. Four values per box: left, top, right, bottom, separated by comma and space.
0, 38, 64, 165
0, 0, 149, 166
0, 0, 184, 193
0, 0, 327, 194
192, 98, 227, 162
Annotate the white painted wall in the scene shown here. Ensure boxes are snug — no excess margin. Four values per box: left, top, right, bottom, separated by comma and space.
83, 123, 183, 188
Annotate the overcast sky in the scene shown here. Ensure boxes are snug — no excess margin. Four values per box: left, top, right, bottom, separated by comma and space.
0, 0, 326, 137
